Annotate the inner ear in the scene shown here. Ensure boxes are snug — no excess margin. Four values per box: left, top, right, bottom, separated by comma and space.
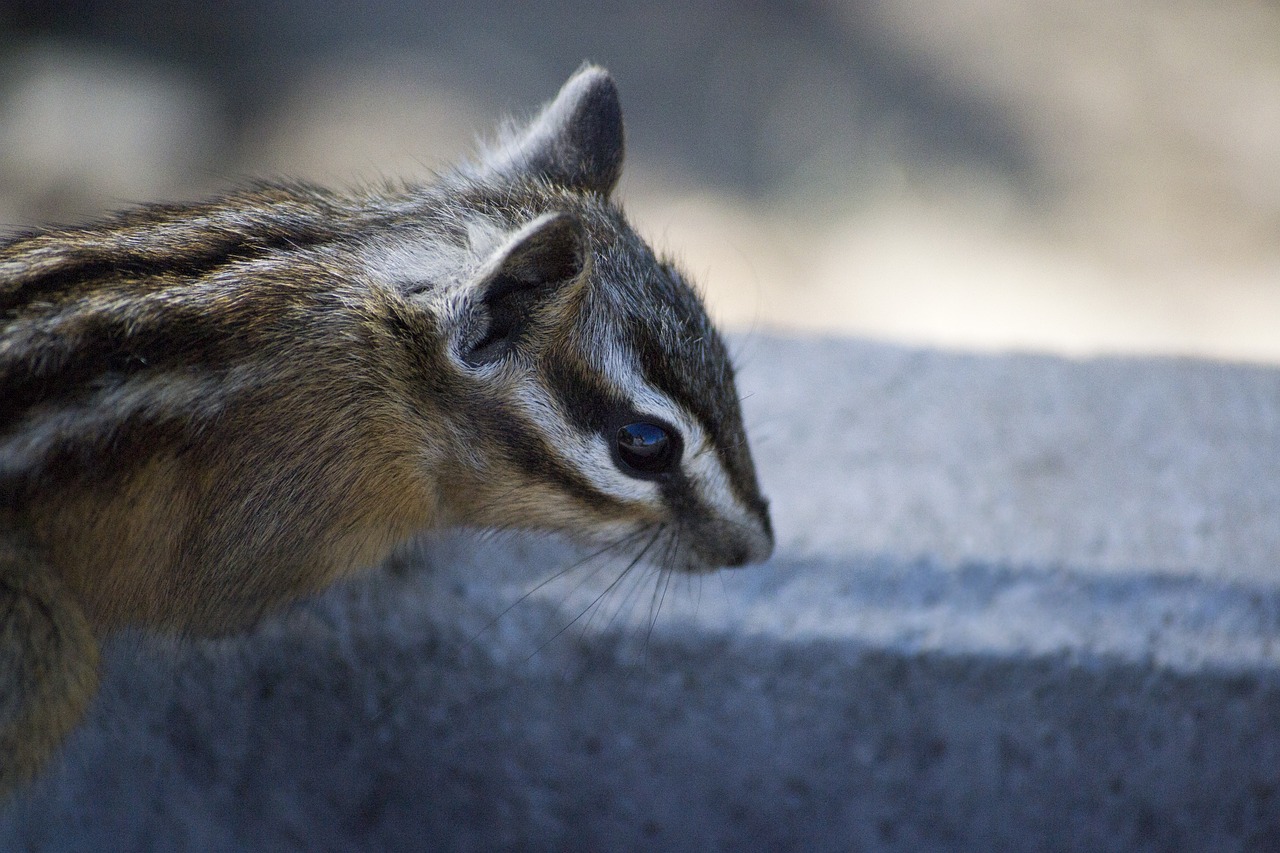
462, 212, 587, 367
494, 212, 585, 286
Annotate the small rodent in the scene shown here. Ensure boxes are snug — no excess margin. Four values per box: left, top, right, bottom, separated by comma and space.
0, 64, 773, 794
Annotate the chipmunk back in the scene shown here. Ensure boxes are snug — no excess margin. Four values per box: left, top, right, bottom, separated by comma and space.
0, 66, 772, 793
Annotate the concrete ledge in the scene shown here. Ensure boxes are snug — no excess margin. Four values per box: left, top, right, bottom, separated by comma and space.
3, 336, 1279, 850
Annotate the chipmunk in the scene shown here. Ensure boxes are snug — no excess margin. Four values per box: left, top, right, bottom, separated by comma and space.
0, 65, 772, 794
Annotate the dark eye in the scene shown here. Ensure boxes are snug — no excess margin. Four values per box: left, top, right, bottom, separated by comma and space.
614, 421, 679, 476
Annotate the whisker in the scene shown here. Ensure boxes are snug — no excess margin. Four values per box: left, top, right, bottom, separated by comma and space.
645, 562, 675, 652
642, 521, 682, 653
602, 535, 662, 634
578, 539, 648, 637
569, 524, 664, 632
466, 526, 649, 646
525, 525, 663, 663
552, 528, 652, 611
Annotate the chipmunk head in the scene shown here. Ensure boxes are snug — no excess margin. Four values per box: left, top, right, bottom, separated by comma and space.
385, 66, 772, 571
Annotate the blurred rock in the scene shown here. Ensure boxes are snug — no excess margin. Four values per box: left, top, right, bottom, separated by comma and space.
4, 335, 1278, 851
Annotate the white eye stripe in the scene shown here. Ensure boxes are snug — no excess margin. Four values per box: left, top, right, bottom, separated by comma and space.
512, 381, 660, 505
608, 367, 758, 530
507, 337, 751, 529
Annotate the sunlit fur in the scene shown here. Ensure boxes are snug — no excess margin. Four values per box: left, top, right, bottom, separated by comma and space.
0, 65, 772, 794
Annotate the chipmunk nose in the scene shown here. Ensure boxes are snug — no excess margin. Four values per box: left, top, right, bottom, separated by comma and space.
689, 495, 774, 570
723, 513, 774, 568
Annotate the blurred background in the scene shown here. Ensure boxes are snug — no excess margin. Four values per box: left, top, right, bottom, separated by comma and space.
1, 0, 1277, 363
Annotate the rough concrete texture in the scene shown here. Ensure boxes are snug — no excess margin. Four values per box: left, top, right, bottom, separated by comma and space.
2, 335, 1279, 851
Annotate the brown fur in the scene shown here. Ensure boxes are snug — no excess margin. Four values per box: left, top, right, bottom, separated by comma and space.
0, 66, 772, 794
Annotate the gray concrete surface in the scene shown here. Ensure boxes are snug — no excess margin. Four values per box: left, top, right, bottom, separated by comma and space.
2, 334, 1279, 851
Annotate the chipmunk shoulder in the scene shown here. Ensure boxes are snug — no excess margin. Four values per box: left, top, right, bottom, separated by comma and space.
0, 65, 772, 794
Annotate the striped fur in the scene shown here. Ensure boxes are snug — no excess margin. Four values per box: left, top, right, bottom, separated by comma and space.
0, 65, 772, 793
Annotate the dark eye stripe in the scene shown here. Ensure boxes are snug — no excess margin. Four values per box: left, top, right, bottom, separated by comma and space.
622, 305, 764, 516
469, 397, 630, 513
541, 353, 626, 434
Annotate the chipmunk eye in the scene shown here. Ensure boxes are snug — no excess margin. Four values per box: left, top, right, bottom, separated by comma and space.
614, 421, 679, 476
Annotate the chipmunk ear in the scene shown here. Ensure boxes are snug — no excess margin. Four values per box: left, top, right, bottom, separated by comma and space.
460, 212, 588, 366
481, 64, 625, 196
